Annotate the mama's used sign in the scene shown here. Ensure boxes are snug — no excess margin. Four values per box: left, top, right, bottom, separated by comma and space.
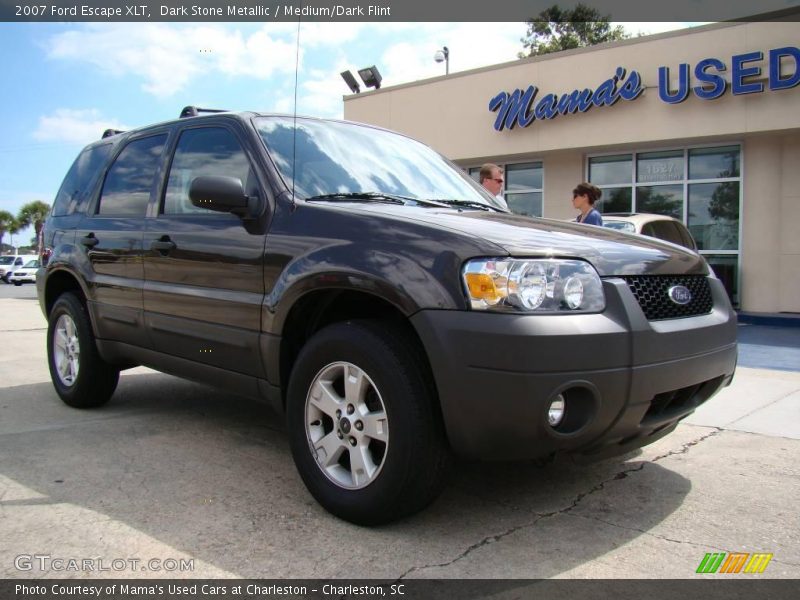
490, 46, 799, 132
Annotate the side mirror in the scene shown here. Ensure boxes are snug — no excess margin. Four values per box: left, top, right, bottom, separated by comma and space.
189, 175, 260, 218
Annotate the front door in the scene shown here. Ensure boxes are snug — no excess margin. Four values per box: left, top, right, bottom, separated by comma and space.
142, 124, 266, 377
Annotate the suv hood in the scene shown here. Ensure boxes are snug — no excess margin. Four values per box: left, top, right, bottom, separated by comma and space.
354, 205, 707, 277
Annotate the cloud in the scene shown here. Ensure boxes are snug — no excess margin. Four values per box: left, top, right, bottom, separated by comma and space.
33, 109, 129, 145
378, 23, 523, 87
45, 23, 300, 98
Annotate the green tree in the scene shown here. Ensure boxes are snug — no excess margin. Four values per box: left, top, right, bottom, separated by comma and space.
519, 3, 630, 58
17, 200, 51, 255
0, 210, 16, 251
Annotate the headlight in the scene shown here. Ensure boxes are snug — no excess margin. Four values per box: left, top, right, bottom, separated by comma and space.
462, 258, 605, 313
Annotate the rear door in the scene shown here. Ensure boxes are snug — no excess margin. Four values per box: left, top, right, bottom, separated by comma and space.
142, 122, 267, 377
77, 132, 169, 348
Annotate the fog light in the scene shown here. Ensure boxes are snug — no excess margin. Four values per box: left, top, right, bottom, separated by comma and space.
548, 395, 566, 427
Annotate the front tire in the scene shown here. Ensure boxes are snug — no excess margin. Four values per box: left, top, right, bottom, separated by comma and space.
47, 292, 119, 408
287, 320, 450, 525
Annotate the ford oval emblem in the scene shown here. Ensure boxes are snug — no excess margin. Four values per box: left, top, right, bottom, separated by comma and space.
668, 285, 692, 305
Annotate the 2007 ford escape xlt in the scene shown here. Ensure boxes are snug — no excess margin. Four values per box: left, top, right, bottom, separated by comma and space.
37, 108, 737, 525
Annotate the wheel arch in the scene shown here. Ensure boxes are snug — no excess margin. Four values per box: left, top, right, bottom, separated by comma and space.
276, 288, 442, 420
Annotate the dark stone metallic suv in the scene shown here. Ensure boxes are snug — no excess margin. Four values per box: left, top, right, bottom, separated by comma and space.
37, 108, 737, 524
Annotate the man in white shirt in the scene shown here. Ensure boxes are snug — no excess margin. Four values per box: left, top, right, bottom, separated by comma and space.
479, 163, 509, 211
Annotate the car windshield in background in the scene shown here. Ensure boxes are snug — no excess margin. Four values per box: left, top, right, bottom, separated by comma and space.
604, 221, 636, 233
255, 117, 494, 208
23, 260, 39, 268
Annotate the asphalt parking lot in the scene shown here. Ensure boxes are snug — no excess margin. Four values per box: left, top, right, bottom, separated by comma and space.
1, 283, 798, 579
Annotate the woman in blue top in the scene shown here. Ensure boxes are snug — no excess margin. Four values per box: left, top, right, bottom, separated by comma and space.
572, 182, 603, 226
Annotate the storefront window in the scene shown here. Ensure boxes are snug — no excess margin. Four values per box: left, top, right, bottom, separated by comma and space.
688, 182, 739, 251
637, 151, 683, 182
704, 255, 739, 306
589, 145, 741, 305
689, 146, 740, 179
589, 154, 632, 185
466, 162, 544, 217
596, 187, 632, 213
636, 184, 683, 219
506, 192, 542, 217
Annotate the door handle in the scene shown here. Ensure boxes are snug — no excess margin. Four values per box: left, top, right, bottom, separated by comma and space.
80, 234, 99, 248
150, 239, 176, 253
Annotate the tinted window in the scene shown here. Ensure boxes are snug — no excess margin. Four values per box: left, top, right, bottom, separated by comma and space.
589, 155, 631, 185
506, 192, 542, 217
636, 184, 683, 219
98, 135, 167, 217
595, 187, 632, 213
688, 182, 739, 250
164, 127, 253, 215
53, 144, 113, 216
689, 146, 740, 179
648, 220, 684, 246
637, 150, 683, 183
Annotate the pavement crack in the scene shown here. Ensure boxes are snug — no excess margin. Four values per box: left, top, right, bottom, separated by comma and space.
395, 429, 727, 579
396, 462, 649, 579
650, 427, 723, 463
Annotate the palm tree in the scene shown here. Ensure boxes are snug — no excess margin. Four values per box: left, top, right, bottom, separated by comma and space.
0, 210, 15, 252
17, 201, 51, 255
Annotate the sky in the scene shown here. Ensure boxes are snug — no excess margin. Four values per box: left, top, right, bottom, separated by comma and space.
0, 20, 705, 246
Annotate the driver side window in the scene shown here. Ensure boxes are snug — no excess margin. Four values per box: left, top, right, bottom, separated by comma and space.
163, 127, 253, 215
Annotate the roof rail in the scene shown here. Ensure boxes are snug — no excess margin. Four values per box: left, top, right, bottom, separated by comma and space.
180, 106, 229, 119
102, 129, 125, 139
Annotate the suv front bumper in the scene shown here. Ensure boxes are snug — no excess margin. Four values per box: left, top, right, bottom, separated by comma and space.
411, 277, 737, 461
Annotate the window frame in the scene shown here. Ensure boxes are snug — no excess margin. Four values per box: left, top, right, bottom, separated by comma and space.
90, 129, 172, 219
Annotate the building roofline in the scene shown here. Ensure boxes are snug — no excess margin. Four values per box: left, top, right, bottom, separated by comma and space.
343, 9, 798, 101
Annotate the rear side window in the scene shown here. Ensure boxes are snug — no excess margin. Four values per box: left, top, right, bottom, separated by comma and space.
98, 135, 167, 217
645, 221, 684, 246
163, 127, 253, 215
52, 144, 112, 216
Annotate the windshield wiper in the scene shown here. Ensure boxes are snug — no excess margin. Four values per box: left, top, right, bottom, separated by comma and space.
305, 192, 454, 209
305, 192, 406, 205
430, 199, 503, 212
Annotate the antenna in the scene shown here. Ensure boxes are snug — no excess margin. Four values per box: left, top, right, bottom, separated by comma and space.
291, 18, 301, 207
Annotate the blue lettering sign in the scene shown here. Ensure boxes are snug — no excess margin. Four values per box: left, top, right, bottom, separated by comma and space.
731, 51, 764, 95
489, 86, 536, 131
658, 64, 690, 104
489, 69, 642, 131
769, 47, 800, 91
694, 58, 727, 100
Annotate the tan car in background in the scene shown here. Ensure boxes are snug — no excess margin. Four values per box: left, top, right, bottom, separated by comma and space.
602, 213, 698, 251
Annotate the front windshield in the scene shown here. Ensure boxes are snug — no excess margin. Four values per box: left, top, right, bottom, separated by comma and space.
0, 257, 13, 265
23, 260, 39, 268
255, 117, 493, 206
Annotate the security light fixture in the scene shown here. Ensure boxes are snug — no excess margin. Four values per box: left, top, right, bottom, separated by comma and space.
340, 70, 361, 94
434, 46, 450, 75
358, 66, 382, 90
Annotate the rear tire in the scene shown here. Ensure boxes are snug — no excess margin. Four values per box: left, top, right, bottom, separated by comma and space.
47, 292, 119, 408
287, 320, 450, 525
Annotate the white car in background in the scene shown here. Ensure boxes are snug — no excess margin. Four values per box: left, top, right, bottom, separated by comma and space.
7, 259, 40, 286
602, 213, 698, 251
0, 254, 38, 283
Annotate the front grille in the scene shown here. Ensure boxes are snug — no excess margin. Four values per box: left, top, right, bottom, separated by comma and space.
621, 275, 713, 320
